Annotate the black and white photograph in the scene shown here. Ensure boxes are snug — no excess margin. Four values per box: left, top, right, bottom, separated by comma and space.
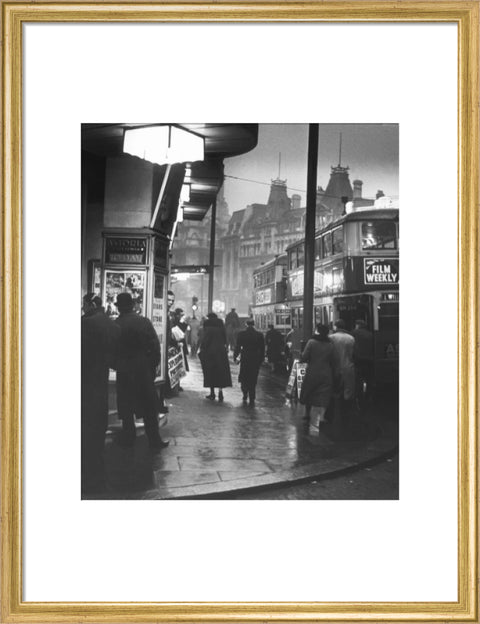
81, 123, 399, 500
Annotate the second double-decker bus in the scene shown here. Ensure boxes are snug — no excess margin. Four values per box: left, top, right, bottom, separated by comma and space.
251, 254, 291, 335
285, 208, 399, 383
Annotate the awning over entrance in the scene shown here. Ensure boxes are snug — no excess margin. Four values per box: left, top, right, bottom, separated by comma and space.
82, 123, 258, 221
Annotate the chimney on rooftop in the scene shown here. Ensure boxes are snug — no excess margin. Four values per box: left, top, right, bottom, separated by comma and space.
353, 179, 363, 199
291, 194, 301, 210
376, 190, 385, 199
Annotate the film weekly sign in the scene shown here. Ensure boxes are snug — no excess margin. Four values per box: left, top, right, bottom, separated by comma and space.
364, 258, 399, 285
105, 237, 147, 265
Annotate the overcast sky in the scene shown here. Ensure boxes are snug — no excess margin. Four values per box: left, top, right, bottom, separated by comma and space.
222, 123, 399, 215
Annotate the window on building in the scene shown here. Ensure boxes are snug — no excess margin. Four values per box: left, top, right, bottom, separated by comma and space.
297, 244, 305, 267
323, 232, 333, 256
361, 221, 397, 250
315, 237, 322, 260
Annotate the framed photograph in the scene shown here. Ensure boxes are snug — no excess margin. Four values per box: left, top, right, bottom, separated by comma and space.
1, 2, 478, 622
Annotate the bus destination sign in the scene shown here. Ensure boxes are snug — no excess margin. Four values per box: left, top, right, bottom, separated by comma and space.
364, 258, 399, 285
105, 237, 147, 265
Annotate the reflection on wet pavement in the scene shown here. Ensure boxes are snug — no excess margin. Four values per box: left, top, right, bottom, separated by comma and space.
93, 357, 398, 499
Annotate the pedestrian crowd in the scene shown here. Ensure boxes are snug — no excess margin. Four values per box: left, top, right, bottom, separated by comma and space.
82, 286, 374, 495
299, 318, 374, 436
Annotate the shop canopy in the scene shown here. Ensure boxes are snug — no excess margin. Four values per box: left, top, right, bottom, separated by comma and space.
82, 123, 258, 221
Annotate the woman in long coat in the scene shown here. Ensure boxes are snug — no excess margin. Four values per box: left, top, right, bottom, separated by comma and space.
299, 323, 334, 433
198, 312, 232, 402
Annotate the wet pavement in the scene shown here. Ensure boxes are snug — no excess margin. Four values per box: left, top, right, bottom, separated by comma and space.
89, 356, 398, 500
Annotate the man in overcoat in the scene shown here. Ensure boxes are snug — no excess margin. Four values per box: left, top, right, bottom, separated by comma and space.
265, 324, 285, 373
330, 318, 356, 434
233, 319, 265, 407
115, 293, 169, 451
81, 293, 119, 493
225, 307, 241, 352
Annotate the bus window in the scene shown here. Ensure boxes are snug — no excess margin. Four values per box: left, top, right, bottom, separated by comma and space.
323, 232, 333, 256
378, 302, 399, 331
332, 267, 343, 290
362, 221, 397, 250
332, 227, 344, 254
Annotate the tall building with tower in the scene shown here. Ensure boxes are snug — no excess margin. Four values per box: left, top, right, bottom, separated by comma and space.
219, 165, 379, 315
220, 177, 305, 315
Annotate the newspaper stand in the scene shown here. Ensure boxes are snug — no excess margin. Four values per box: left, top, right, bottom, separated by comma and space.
101, 230, 170, 387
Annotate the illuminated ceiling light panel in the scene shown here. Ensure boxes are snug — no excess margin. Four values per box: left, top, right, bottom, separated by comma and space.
180, 184, 191, 203
123, 125, 204, 165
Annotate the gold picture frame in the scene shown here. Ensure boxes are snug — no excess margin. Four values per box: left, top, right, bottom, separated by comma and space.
1, 2, 478, 622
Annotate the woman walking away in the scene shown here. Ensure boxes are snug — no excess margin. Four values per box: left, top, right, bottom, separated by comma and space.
299, 323, 334, 435
198, 312, 232, 401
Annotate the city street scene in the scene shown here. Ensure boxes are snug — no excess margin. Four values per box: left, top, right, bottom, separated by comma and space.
81, 123, 399, 500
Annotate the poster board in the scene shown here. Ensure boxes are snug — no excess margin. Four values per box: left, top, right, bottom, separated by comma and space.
152, 271, 167, 382
167, 346, 186, 389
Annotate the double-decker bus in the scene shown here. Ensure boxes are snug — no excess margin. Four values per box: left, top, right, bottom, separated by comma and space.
251, 254, 291, 335
285, 208, 399, 383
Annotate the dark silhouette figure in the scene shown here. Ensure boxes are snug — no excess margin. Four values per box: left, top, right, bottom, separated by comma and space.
225, 308, 241, 352
188, 315, 200, 357
199, 312, 232, 401
352, 319, 375, 407
233, 319, 265, 407
265, 324, 285, 373
299, 324, 334, 435
115, 293, 168, 451
81, 293, 119, 494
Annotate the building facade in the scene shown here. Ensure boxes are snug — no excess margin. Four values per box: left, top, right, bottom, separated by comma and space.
169, 188, 230, 317
219, 163, 380, 315
220, 178, 305, 315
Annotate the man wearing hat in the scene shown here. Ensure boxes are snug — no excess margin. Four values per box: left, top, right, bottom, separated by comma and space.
233, 319, 265, 407
115, 292, 169, 450
81, 292, 119, 494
